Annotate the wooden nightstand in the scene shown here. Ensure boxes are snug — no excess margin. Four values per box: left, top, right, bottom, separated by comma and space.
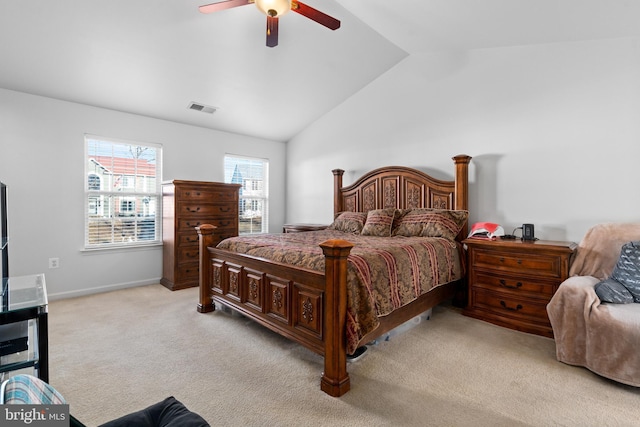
282, 223, 328, 233
463, 238, 576, 337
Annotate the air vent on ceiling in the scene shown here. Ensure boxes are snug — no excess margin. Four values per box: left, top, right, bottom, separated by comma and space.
188, 102, 217, 114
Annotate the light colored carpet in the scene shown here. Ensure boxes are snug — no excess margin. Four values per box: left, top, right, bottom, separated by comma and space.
48, 284, 639, 426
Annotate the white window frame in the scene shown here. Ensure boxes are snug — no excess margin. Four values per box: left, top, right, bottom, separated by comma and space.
84, 135, 162, 249
224, 154, 269, 235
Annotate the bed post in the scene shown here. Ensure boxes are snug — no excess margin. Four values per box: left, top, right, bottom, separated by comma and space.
196, 224, 217, 313
319, 238, 354, 397
332, 169, 344, 216
453, 155, 472, 236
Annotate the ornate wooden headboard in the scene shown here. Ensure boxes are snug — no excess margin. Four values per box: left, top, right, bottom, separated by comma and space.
332, 155, 472, 236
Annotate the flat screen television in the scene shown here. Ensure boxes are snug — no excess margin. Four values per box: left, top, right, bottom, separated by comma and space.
0, 183, 29, 356
1, 182, 7, 308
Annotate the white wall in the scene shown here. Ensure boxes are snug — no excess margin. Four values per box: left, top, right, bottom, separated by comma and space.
0, 88, 286, 299
3, 37, 639, 299
286, 37, 640, 243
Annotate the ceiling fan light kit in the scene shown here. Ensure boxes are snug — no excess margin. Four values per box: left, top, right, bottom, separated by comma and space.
199, 0, 340, 47
255, 0, 291, 17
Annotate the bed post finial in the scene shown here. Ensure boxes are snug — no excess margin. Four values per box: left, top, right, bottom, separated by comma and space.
332, 169, 345, 217
452, 155, 471, 210
452, 154, 471, 237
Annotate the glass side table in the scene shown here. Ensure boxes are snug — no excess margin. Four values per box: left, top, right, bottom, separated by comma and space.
0, 274, 48, 382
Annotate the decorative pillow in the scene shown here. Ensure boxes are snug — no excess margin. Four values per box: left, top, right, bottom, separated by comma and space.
393, 209, 411, 230
393, 208, 468, 240
609, 241, 640, 303
594, 278, 634, 304
327, 211, 367, 234
361, 208, 399, 237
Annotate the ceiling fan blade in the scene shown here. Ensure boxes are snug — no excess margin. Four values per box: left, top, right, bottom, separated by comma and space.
266, 16, 279, 48
291, 1, 340, 30
199, 0, 253, 14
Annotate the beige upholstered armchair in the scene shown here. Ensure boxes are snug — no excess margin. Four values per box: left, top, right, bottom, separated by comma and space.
547, 223, 640, 387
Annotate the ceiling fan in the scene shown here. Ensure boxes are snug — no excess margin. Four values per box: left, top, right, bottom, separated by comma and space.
199, 0, 341, 48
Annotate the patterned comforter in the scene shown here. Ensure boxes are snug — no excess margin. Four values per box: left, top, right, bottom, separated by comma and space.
217, 230, 464, 354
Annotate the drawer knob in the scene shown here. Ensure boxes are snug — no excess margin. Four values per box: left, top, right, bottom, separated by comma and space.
500, 301, 523, 311
187, 206, 201, 212
499, 279, 523, 289
186, 221, 201, 227
220, 207, 230, 212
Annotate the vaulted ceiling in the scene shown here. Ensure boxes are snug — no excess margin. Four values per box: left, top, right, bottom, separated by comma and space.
2, 1, 640, 142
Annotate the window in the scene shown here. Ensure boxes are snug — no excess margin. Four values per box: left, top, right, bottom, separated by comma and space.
224, 155, 269, 234
120, 197, 136, 215
85, 135, 162, 248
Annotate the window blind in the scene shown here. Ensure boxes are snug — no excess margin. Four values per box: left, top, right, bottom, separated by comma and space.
85, 136, 162, 249
224, 155, 269, 234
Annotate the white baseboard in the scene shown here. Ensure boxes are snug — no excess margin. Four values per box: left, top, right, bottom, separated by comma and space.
47, 278, 162, 301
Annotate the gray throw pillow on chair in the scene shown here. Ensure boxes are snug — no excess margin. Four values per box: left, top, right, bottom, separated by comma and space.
594, 278, 634, 304
609, 241, 640, 303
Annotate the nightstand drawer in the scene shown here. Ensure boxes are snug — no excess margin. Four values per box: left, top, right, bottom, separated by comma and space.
471, 250, 563, 279
472, 272, 556, 297
471, 288, 549, 323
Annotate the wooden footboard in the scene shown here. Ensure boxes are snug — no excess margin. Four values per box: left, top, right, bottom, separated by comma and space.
197, 224, 354, 396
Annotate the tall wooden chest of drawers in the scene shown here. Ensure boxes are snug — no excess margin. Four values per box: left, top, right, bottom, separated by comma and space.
463, 238, 576, 337
161, 180, 241, 290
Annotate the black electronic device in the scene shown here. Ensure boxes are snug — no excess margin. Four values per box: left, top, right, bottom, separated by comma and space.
1, 181, 7, 311
522, 223, 535, 241
0, 322, 28, 356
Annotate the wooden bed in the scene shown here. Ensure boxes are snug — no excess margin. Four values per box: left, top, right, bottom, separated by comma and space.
197, 154, 471, 396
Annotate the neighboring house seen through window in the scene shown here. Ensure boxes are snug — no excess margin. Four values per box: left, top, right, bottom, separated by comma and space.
224, 155, 269, 234
85, 135, 162, 248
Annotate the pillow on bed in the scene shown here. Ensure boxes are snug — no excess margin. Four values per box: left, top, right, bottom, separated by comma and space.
392, 208, 468, 240
361, 208, 399, 237
393, 208, 411, 229
327, 211, 367, 234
